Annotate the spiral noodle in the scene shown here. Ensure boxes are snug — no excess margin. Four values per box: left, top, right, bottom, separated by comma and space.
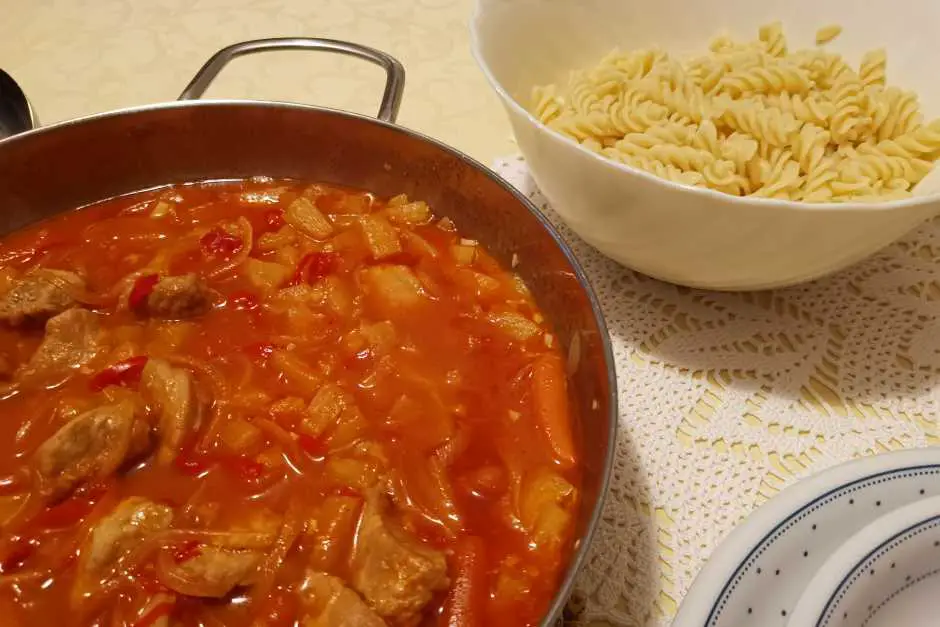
791, 124, 831, 174
867, 87, 924, 142
762, 92, 835, 127
758, 21, 788, 58
815, 25, 843, 46
750, 149, 802, 198
828, 69, 872, 143
718, 132, 759, 175
717, 62, 813, 97
716, 97, 801, 147
869, 120, 940, 158
530, 85, 564, 125
548, 111, 621, 141
529, 21, 940, 202
799, 156, 839, 202
634, 78, 711, 123
840, 154, 932, 185
859, 49, 887, 89
608, 153, 705, 187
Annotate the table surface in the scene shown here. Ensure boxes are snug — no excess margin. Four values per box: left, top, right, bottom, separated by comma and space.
0, 0, 514, 163
7, 4, 940, 627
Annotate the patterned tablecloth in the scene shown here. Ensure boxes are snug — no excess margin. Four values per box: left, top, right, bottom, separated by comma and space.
493, 156, 939, 627
3, 1, 939, 626
0, 0, 514, 161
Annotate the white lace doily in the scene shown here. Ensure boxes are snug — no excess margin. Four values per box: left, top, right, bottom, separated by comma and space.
492, 157, 940, 627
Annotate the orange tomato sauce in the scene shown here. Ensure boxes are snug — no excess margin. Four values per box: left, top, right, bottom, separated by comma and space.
0, 179, 580, 626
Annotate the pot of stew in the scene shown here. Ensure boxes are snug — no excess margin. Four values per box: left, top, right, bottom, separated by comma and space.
0, 38, 615, 627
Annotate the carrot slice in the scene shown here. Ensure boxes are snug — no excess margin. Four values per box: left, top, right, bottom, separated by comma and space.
531, 354, 576, 468
440, 536, 487, 627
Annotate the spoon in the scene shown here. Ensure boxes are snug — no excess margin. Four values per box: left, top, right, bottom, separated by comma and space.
0, 69, 35, 139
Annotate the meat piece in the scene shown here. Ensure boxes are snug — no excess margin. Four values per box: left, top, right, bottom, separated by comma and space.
351, 495, 448, 624
18, 308, 100, 384
164, 547, 263, 597
144, 274, 211, 319
73, 497, 173, 600
0, 269, 84, 327
139, 359, 201, 465
158, 509, 281, 598
33, 400, 141, 500
301, 572, 385, 627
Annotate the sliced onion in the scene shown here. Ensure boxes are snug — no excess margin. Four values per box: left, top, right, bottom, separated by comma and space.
153, 528, 277, 550
0, 570, 47, 585
252, 418, 303, 463
250, 497, 304, 599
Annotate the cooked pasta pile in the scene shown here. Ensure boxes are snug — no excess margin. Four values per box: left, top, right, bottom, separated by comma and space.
529, 23, 940, 202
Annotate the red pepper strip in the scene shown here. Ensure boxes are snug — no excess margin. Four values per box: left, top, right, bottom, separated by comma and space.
264, 209, 285, 230
0, 535, 37, 573
229, 457, 265, 482
131, 601, 175, 627
298, 433, 329, 458
128, 274, 159, 310
172, 540, 202, 564
332, 485, 361, 499
289, 251, 339, 286
440, 536, 487, 627
175, 450, 266, 485
89, 356, 149, 392
200, 228, 244, 258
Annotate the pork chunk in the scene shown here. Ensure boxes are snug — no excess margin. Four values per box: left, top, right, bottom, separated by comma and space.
139, 358, 201, 465
18, 308, 100, 384
0, 269, 84, 327
301, 572, 385, 627
33, 400, 141, 500
158, 509, 281, 598
144, 274, 211, 319
73, 497, 173, 600
351, 496, 448, 624
164, 547, 263, 598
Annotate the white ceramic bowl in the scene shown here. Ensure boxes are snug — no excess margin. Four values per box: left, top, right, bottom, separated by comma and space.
470, 0, 940, 290
787, 495, 940, 627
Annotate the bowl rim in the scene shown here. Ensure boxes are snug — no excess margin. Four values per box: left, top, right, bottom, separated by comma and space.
469, 0, 940, 214
0, 97, 619, 627
786, 494, 940, 627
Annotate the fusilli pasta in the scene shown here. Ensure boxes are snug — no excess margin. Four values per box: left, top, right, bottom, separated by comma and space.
528, 22, 940, 202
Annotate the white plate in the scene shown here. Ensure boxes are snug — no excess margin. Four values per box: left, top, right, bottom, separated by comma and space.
788, 495, 940, 627
673, 449, 940, 627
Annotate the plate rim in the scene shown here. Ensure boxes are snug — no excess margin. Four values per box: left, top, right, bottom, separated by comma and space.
789, 494, 940, 627
673, 448, 940, 627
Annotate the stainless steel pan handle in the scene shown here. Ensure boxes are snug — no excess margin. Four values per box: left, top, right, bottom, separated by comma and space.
178, 37, 406, 123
